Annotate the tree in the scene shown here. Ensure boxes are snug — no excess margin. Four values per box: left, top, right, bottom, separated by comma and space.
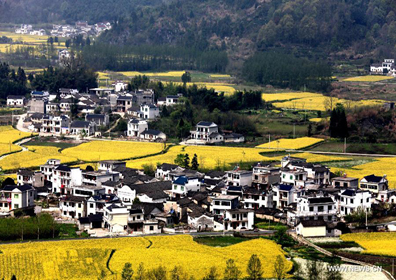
183, 153, 190, 168
223, 259, 241, 280
94, 106, 102, 114
170, 265, 189, 280
307, 259, 323, 280
247, 254, 263, 280
307, 123, 313, 137
2, 177, 16, 188
65, 39, 71, 48
174, 153, 185, 167
122, 262, 134, 280
181, 71, 191, 86
273, 255, 287, 280
11, 275, 16, 280
85, 165, 94, 172
134, 262, 145, 280
191, 154, 199, 170
203, 267, 220, 280
86, 37, 91, 46
146, 265, 167, 280
329, 103, 348, 138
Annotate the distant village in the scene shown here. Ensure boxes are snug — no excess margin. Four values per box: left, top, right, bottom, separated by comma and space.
370, 58, 396, 76
15, 21, 111, 38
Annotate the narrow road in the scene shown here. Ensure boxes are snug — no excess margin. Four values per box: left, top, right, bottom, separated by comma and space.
15, 113, 30, 132
289, 232, 395, 280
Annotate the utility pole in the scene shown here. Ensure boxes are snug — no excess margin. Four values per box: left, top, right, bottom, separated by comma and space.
293, 123, 296, 139
268, 134, 271, 149
344, 137, 347, 153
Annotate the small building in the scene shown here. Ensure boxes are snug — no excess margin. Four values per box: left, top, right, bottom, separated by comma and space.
332, 177, 359, 189
140, 129, 166, 141
339, 189, 371, 216
223, 209, 254, 231
70, 121, 95, 136
17, 169, 44, 188
166, 95, 182, 106
140, 104, 160, 120
104, 204, 129, 233
60, 196, 86, 219
189, 121, 222, 144
0, 184, 36, 212
85, 114, 109, 126
171, 176, 201, 198
296, 220, 327, 237
360, 174, 388, 194
211, 194, 239, 216
7, 95, 26, 107
117, 96, 134, 113
127, 119, 148, 137
226, 169, 252, 187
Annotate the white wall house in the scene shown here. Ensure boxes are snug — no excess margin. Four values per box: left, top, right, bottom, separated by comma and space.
60, 196, 86, 219
7, 95, 25, 107
0, 184, 36, 212
140, 129, 166, 141
225, 170, 252, 187
140, 104, 160, 119
103, 204, 129, 233
272, 184, 299, 209
360, 174, 388, 194
223, 209, 254, 231
211, 195, 239, 216
52, 165, 82, 195
280, 169, 307, 188
171, 176, 201, 198
339, 189, 371, 216
117, 185, 137, 206
127, 119, 148, 137
189, 121, 223, 144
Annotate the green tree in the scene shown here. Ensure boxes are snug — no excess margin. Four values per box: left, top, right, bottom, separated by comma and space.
97, 270, 106, 280
223, 259, 241, 280
122, 262, 134, 280
183, 153, 190, 168
181, 71, 191, 86
191, 154, 199, 170
273, 255, 287, 280
134, 262, 145, 280
202, 266, 220, 280
247, 254, 263, 280
174, 153, 185, 167
146, 265, 167, 280
170, 266, 189, 280
329, 103, 348, 138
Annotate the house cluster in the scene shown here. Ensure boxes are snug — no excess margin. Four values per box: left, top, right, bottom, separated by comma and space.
50, 21, 111, 38
3, 154, 392, 236
370, 59, 396, 76
15, 24, 46, 36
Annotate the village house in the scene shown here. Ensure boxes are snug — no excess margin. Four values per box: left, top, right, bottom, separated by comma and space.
103, 203, 129, 233
241, 187, 273, 209
140, 104, 160, 120
211, 194, 239, 216
280, 168, 307, 188
40, 115, 70, 135
134, 90, 155, 106
252, 163, 280, 188
140, 129, 166, 141
272, 184, 299, 209
85, 114, 109, 126
155, 164, 183, 181
117, 96, 134, 113
223, 209, 254, 231
17, 169, 44, 188
288, 196, 337, 226
225, 169, 252, 187
339, 189, 371, 216
296, 220, 327, 237
60, 196, 86, 219
7, 95, 26, 107
0, 184, 36, 212
171, 176, 201, 198
370, 59, 396, 76
332, 176, 359, 189
360, 174, 388, 194
98, 161, 127, 172
70, 120, 95, 136
188, 121, 224, 144
52, 165, 82, 195
127, 119, 148, 137
46, 102, 60, 113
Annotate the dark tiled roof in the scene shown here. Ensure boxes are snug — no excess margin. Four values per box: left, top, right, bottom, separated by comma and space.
300, 220, 327, 227
341, 189, 356, 197
279, 184, 294, 191
130, 181, 172, 199
86, 114, 106, 120
71, 120, 91, 128
158, 163, 180, 171
61, 196, 86, 202
141, 129, 163, 136
205, 170, 225, 178
308, 197, 334, 204
7, 95, 25, 99
3, 184, 34, 192
55, 165, 71, 172
18, 169, 34, 176
197, 121, 216, 126
363, 174, 383, 183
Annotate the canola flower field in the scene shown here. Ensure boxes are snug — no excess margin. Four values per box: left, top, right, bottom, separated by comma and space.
0, 235, 291, 280
262, 92, 385, 111
126, 145, 275, 170
0, 146, 78, 171
342, 75, 394, 82
341, 232, 396, 257
60, 140, 164, 162
0, 126, 33, 157
256, 137, 323, 150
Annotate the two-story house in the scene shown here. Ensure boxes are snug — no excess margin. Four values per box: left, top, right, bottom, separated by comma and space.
127, 119, 148, 137
52, 165, 82, 195
140, 104, 160, 119
223, 209, 254, 231
189, 121, 223, 144
0, 184, 36, 212
339, 189, 371, 216
171, 176, 201, 198
225, 169, 252, 187
332, 177, 359, 189
252, 164, 280, 188
360, 174, 388, 194
211, 194, 239, 216
60, 196, 86, 219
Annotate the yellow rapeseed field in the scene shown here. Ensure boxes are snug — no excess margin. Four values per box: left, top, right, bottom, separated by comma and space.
210, 74, 231, 78
342, 75, 394, 82
263, 92, 385, 111
309, 117, 330, 122
0, 126, 33, 144
61, 140, 164, 162
127, 145, 273, 169
118, 71, 186, 77
332, 157, 396, 189
341, 232, 396, 257
0, 235, 291, 280
96, 71, 110, 79
256, 137, 323, 150
0, 146, 77, 171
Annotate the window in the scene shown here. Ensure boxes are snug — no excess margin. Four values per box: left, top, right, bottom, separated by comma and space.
173, 185, 177, 190
242, 222, 245, 227
90, 203, 94, 208
14, 194, 19, 199
79, 203, 82, 208
64, 211, 67, 215
14, 204, 19, 209
181, 186, 184, 192
215, 201, 220, 205
367, 198, 369, 202
232, 214, 236, 218
318, 206, 324, 212
149, 226, 154, 231
282, 174, 285, 179
290, 175, 293, 180
309, 207, 313, 212
361, 199, 363, 203
350, 199, 354, 204
137, 215, 140, 219
328, 205, 332, 210
243, 213, 247, 218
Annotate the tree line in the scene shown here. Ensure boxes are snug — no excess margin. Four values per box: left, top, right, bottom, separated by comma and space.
242, 52, 332, 92
0, 62, 28, 101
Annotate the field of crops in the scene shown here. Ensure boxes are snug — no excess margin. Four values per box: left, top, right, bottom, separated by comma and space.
342, 76, 394, 82
309, 117, 329, 122
0, 146, 77, 171
61, 140, 164, 162
256, 137, 323, 150
332, 157, 396, 189
0, 126, 33, 157
0, 235, 291, 280
262, 92, 385, 111
341, 232, 396, 257
117, 71, 186, 77
127, 145, 274, 169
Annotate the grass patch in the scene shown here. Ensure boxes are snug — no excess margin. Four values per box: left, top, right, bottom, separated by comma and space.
321, 158, 375, 169
256, 222, 288, 231
25, 140, 79, 150
313, 241, 361, 249
193, 236, 250, 247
